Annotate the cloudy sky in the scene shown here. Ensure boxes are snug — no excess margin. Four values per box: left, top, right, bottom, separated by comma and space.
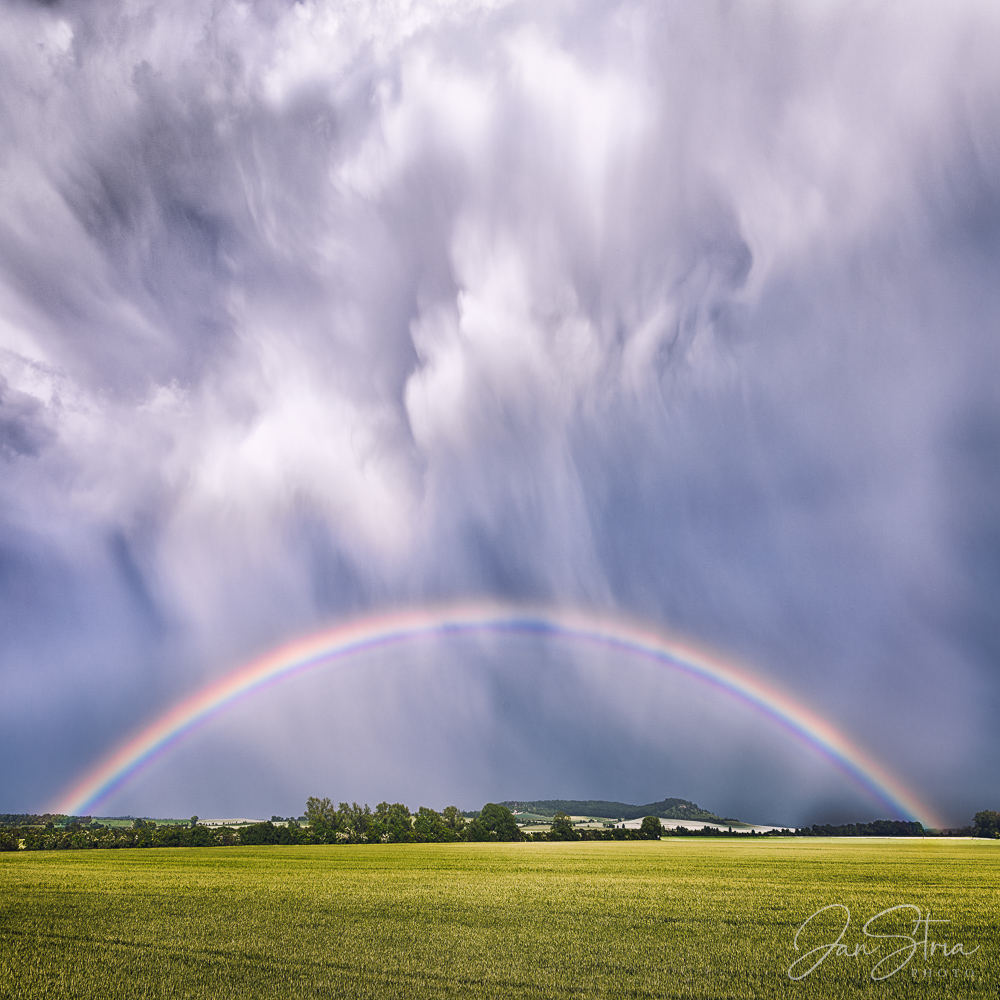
2, 0, 998, 826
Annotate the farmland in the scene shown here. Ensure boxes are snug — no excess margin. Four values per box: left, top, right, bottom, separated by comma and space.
1, 839, 997, 999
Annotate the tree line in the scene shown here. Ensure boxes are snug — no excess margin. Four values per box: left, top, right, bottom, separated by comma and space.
793, 819, 924, 837
300, 801, 666, 843
0, 818, 232, 852
2, 807, 997, 852
0, 802, 661, 851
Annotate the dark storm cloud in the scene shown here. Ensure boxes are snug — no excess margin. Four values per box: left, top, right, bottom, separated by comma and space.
1, 0, 998, 824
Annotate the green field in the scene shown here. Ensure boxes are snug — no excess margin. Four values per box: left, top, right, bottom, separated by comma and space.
1, 839, 997, 998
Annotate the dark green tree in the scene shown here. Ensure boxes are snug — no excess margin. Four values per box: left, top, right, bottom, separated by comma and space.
550, 811, 577, 840
239, 822, 281, 846
369, 802, 413, 843
190, 815, 199, 828
305, 797, 343, 842
188, 824, 215, 847
413, 807, 453, 842
337, 802, 372, 842
466, 803, 521, 842
640, 815, 663, 839
973, 810, 1000, 838
442, 805, 466, 835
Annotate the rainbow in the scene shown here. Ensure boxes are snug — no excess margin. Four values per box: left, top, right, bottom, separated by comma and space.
50, 603, 943, 827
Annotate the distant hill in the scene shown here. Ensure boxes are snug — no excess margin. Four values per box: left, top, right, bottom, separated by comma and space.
499, 797, 734, 823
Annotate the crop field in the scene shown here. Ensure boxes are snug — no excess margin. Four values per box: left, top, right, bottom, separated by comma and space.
1, 839, 997, 999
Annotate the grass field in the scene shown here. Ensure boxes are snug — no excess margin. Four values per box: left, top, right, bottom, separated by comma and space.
1, 839, 997, 999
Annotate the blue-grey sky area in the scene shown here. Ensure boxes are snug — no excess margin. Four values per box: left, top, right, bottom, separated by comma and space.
1, 0, 998, 826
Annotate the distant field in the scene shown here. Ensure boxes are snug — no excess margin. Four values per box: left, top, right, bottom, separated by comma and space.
1, 839, 997, 998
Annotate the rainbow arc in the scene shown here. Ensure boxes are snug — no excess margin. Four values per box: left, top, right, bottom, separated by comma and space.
50, 603, 943, 828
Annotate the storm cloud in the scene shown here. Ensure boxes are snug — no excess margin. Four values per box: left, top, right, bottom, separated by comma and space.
2, 0, 999, 825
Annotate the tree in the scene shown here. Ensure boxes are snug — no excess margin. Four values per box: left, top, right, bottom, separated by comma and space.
442, 806, 466, 835
973, 810, 1000, 838
239, 822, 281, 846
550, 811, 577, 840
214, 826, 239, 847
413, 807, 453, 842
369, 802, 413, 843
305, 797, 343, 842
466, 803, 521, 842
190, 815, 199, 828
188, 824, 215, 847
640, 815, 663, 839
337, 802, 372, 842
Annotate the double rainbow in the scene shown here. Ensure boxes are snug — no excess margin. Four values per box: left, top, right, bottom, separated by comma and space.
50, 603, 943, 828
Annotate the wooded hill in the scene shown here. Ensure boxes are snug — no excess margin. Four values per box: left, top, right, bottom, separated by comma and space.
499, 797, 734, 823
